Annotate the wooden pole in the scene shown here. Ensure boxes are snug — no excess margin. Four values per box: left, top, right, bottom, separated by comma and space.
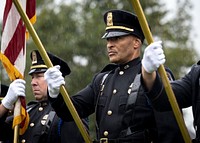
129, 0, 191, 142
12, 0, 92, 142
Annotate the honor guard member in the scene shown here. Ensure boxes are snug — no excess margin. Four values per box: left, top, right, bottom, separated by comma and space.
44, 9, 183, 143
44, 10, 186, 143
0, 50, 88, 143
141, 31, 200, 142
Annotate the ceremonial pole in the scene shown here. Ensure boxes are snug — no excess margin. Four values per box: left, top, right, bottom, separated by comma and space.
13, 99, 20, 143
129, 0, 191, 142
12, 0, 92, 142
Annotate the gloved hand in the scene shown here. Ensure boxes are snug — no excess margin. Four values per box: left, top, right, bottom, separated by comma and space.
44, 65, 65, 98
2, 79, 26, 110
142, 41, 166, 73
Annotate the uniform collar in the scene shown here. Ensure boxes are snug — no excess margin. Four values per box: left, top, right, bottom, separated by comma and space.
118, 57, 141, 70
39, 100, 49, 107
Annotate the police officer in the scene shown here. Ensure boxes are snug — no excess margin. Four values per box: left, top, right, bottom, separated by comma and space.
44, 10, 184, 143
141, 33, 200, 142
0, 50, 88, 143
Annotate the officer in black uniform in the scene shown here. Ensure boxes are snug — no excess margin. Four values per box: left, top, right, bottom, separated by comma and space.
141, 35, 200, 142
0, 50, 88, 143
44, 10, 184, 143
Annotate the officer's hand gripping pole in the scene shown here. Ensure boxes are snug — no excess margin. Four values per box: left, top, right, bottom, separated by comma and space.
12, 0, 92, 142
129, 0, 191, 142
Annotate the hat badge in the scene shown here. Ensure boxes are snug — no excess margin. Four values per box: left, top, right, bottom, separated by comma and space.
31, 51, 37, 64
106, 12, 113, 26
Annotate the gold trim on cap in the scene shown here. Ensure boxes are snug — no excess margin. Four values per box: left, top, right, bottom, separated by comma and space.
106, 26, 134, 32
30, 65, 47, 70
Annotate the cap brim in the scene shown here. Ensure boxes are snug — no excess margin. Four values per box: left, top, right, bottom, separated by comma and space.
102, 31, 130, 39
28, 68, 47, 75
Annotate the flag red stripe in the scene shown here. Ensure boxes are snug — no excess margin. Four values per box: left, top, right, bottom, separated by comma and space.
4, 19, 26, 64
2, 0, 12, 31
26, 0, 36, 19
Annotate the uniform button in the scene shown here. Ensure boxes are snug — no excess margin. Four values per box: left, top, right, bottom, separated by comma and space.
119, 71, 124, 75
30, 123, 34, 127
39, 107, 43, 111
113, 89, 117, 94
21, 139, 26, 143
104, 131, 109, 136
107, 110, 112, 115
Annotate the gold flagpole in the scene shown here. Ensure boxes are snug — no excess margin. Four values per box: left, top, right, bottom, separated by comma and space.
12, 0, 92, 142
129, 0, 191, 142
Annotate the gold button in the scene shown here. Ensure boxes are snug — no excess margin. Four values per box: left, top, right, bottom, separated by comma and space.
21, 139, 26, 143
30, 123, 34, 127
104, 131, 108, 136
113, 89, 117, 94
119, 71, 124, 75
107, 110, 112, 115
39, 107, 43, 111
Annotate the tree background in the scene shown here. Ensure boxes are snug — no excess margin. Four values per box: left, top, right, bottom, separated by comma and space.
0, 0, 198, 139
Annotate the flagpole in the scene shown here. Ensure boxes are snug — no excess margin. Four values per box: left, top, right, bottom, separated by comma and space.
129, 0, 191, 142
13, 99, 21, 143
12, 0, 92, 142
14, 126, 19, 143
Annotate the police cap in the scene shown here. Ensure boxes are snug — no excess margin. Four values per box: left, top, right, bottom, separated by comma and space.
28, 50, 71, 77
102, 9, 145, 42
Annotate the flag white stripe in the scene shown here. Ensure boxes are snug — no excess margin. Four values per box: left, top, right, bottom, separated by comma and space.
1, 1, 26, 53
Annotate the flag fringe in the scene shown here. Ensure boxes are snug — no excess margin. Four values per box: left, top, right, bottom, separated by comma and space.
0, 52, 23, 80
12, 105, 30, 135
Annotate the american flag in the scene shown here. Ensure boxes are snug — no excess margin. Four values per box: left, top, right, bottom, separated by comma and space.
0, 0, 36, 135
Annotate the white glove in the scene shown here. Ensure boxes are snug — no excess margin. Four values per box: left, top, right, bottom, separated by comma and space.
2, 79, 26, 110
142, 41, 166, 73
44, 65, 65, 98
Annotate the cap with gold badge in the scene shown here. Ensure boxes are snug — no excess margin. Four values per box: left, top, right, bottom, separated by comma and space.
102, 9, 145, 43
28, 50, 71, 77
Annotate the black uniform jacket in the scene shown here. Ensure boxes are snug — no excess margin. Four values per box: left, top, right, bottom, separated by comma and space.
0, 100, 88, 143
146, 61, 200, 140
0, 100, 60, 143
49, 58, 159, 141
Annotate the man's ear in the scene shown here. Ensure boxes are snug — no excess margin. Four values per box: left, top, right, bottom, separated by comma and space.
133, 38, 142, 49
